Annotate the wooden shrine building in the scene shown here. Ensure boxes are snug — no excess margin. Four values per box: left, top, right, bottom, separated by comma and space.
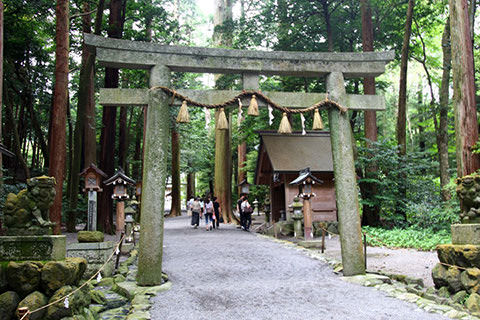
255, 131, 337, 223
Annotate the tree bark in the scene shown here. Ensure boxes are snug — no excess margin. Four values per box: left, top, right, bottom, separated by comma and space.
119, 106, 127, 170
438, 19, 451, 200
320, 0, 334, 52
84, 0, 105, 167
360, 0, 380, 226
169, 124, 181, 216
4, 94, 30, 180
213, 0, 234, 222
98, 0, 124, 234
186, 171, 195, 201
0, 0, 3, 187
396, 0, 415, 156
214, 111, 235, 222
395, 0, 414, 221
49, 0, 69, 235
450, 0, 480, 177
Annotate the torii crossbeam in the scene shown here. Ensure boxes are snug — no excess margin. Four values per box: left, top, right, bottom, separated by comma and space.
85, 33, 394, 284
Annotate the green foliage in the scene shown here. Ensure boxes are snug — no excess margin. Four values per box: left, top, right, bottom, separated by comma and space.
362, 226, 451, 251
356, 138, 459, 229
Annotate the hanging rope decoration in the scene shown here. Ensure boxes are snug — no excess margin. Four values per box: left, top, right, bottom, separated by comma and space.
149, 86, 347, 133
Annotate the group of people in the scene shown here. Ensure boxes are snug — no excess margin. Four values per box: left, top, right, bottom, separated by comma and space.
188, 196, 221, 231
237, 194, 253, 231
187, 194, 254, 232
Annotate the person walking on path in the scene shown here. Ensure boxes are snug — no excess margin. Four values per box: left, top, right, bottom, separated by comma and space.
237, 194, 245, 230
191, 197, 202, 229
212, 196, 221, 229
241, 196, 253, 231
204, 197, 214, 231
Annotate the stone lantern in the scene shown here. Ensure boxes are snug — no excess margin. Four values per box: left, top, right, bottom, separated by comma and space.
264, 197, 271, 225
79, 164, 107, 231
124, 205, 135, 243
290, 167, 323, 241
291, 197, 304, 239
104, 169, 135, 233
237, 179, 250, 195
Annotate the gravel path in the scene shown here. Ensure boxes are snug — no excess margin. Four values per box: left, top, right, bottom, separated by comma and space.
151, 216, 448, 320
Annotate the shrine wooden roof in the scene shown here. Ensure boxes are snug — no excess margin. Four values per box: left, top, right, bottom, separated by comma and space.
255, 132, 333, 185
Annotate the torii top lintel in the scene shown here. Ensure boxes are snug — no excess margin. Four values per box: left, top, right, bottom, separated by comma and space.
84, 33, 394, 78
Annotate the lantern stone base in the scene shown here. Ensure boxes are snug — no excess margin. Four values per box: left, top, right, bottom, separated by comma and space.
0, 235, 66, 261
451, 224, 480, 245
67, 241, 115, 279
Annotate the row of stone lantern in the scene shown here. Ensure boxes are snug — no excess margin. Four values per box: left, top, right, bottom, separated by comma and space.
79, 164, 141, 233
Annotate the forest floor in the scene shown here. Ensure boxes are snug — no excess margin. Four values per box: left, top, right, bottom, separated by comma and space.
150, 216, 448, 320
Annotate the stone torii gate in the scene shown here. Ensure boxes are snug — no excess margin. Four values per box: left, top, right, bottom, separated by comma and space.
84, 33, 394, 284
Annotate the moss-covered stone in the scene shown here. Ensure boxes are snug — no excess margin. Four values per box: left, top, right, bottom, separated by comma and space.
96, 277, 115, 288
89, 290, 106, 304
77, 231, 104, 243
6, 261, 43, 296
437, 244, 480, 268
113, 274, 126, 283
41, 258, 87, 295
438, 286, 450, 298
460, 268, 480, 293
466, 292, 480, 313
452, 290, 468, 304
46, 285, 91, 320
445, 266, 463, 293
16, 291, 48, 320
0, 291, 20, 320
432, 263, 449, 289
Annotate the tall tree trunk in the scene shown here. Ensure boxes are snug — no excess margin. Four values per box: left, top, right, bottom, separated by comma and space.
397, 0, 415, 156
49, 0, 69, 235
186, 170, 195, 201
320, 0, 334, 52
132, 112, 142, 180
450, 0, 480, 177
4, 94, 30, 180
438, 19, 451, 200
395, 0, 414, 221
118, 106, 127, 170
169, 124, 181, 216
66, 0, 93, 232
214, 111, 235, 222
360, 0, 380, 226
84, 0, 105, 167
0, 0, 3, 188
213, 0, 235, 222
98, 0, 124, 234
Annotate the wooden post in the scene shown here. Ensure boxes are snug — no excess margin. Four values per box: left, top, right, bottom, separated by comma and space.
303, 197, 313, 240
327, 71, 365, 276
137, 65, 170, 286
321, 228, 326, 253
87, 190, 97, 231
116, 201, 125, 233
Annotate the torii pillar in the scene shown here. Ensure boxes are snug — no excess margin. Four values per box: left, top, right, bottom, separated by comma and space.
327, 72, 365, 275
136, 65, 170, 285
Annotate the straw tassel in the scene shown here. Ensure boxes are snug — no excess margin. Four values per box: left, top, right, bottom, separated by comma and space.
176, 100, 190, 123
277, 113, 292, 134
312, 109, 324, 130
216, 108, 229, 130
247, 95, 259, 116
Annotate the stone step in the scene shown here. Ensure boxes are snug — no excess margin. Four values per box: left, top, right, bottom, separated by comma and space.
98, 305, 131, 320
